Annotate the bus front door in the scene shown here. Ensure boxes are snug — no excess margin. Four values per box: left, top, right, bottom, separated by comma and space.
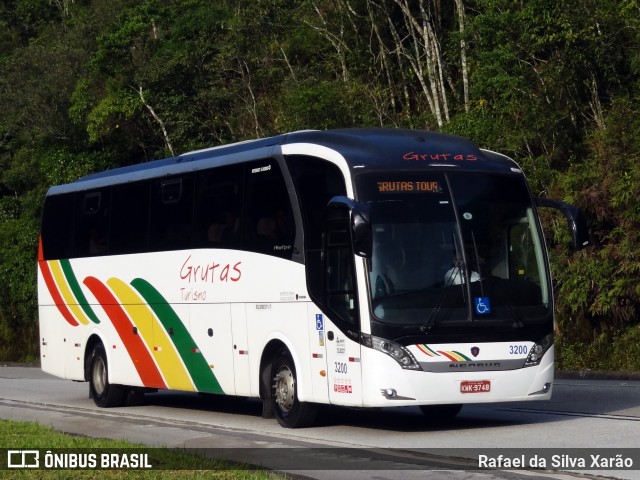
322, 212, 363, 406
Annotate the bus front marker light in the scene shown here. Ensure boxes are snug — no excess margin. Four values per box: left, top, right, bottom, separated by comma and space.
369, 335, 422, 371
524, 334, 553, 367
529, 345, 542, 362
530, 382, 553, 396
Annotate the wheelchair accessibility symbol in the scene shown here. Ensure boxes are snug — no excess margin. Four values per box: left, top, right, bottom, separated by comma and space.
474, 297, 491, 315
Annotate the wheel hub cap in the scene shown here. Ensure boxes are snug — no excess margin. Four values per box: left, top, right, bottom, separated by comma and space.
273, 366, 295, 413
93, 357, 106, 395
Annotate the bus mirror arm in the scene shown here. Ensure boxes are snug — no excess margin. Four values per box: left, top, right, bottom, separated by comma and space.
327, 196, 372, 258
534, 197, 590, 250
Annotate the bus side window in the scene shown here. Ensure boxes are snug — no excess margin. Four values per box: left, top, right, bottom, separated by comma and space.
41, 193, 74, 260
194, 164, 244, 249
243, 160, 295, 259
74, 189, 110, 258
286, 156, 347, 251
149, 175, 194, 252
110, 181, 150, 255
286, 155, 347, 302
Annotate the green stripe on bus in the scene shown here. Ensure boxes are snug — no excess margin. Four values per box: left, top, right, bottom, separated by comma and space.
423, 344, 439, 356
59, 259, 100, 324
452, 351, 472, 361
130, 278, 224, 394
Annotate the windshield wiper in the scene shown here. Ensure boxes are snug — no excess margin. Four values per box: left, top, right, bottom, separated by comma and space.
421, 305, 440, 333
421, 286, 450, 333
469, 229, 485, 297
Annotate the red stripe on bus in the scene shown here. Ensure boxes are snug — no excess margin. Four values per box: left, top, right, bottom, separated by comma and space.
37, 240, 79, 327
438, 350, 459, 362
38, 237, 44, 261
83, 276, 166, 389
38, 259, 79, 327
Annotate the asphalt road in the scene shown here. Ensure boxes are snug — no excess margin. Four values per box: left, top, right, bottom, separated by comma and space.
0, 366, 638, 480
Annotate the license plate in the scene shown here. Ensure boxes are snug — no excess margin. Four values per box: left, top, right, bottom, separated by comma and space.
460, 380, 491, 393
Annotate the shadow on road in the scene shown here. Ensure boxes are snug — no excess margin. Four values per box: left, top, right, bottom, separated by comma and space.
127, 389, 571, 433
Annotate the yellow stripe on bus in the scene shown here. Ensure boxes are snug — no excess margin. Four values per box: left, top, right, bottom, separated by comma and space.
106, 277, 195, 392
48, 261, 91, 326
449, 351, 466, 361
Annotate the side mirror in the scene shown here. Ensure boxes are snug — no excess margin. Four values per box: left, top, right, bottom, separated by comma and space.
327, 196, 372, 258
535, 197, 589, 250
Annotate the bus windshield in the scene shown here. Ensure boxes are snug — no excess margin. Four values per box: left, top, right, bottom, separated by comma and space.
358, 172, 550, 328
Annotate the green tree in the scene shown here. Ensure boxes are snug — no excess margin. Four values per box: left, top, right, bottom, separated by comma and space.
1, 0, 640, 369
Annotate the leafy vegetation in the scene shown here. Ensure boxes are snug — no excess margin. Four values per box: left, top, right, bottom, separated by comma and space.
1, 0, 639, 371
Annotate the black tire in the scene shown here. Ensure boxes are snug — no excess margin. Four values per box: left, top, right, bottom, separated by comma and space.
89, 344, 127, 408
419, 404, 462, 421
271, 349, 317, 428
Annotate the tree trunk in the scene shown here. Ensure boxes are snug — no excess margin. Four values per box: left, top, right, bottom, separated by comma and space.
455, 0, 470, 113
136, 85, 174, 156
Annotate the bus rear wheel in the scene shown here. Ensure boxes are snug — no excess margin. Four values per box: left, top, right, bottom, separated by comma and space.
271, 349, 317, 428
89, 344, 127, 408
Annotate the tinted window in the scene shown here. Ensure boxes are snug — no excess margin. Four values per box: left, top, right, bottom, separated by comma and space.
110, 181, 150, 255
286, 156, 346, 250
194, 164, 244, 249
356, 172, 549, 327
243, 160, 295, 259
325, 215, 359, 328
74, 189, 111, 258
41, 193, 74, 260
286, 155, 347, 303
149, 175, 194, 251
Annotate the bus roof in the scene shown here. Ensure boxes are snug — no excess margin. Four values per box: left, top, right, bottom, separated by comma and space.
48, 129, 520, 195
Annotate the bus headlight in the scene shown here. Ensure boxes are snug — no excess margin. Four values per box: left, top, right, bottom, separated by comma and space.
362, 334, 422, 370
524, 333, 553, 367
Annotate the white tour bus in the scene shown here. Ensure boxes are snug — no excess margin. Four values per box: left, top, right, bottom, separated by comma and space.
38, 128, 588, 428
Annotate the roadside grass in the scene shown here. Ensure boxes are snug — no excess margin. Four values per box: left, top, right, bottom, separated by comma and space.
0, 419, 281, 479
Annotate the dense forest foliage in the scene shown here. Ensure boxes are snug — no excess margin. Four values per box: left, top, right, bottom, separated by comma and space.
1, 0, 639, 369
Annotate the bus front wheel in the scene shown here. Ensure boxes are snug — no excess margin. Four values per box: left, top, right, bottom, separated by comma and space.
89, 344, 127, 408
271, 349, 317, 428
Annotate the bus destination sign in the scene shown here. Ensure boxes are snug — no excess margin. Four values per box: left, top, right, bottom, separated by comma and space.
376, 181, 442, 193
